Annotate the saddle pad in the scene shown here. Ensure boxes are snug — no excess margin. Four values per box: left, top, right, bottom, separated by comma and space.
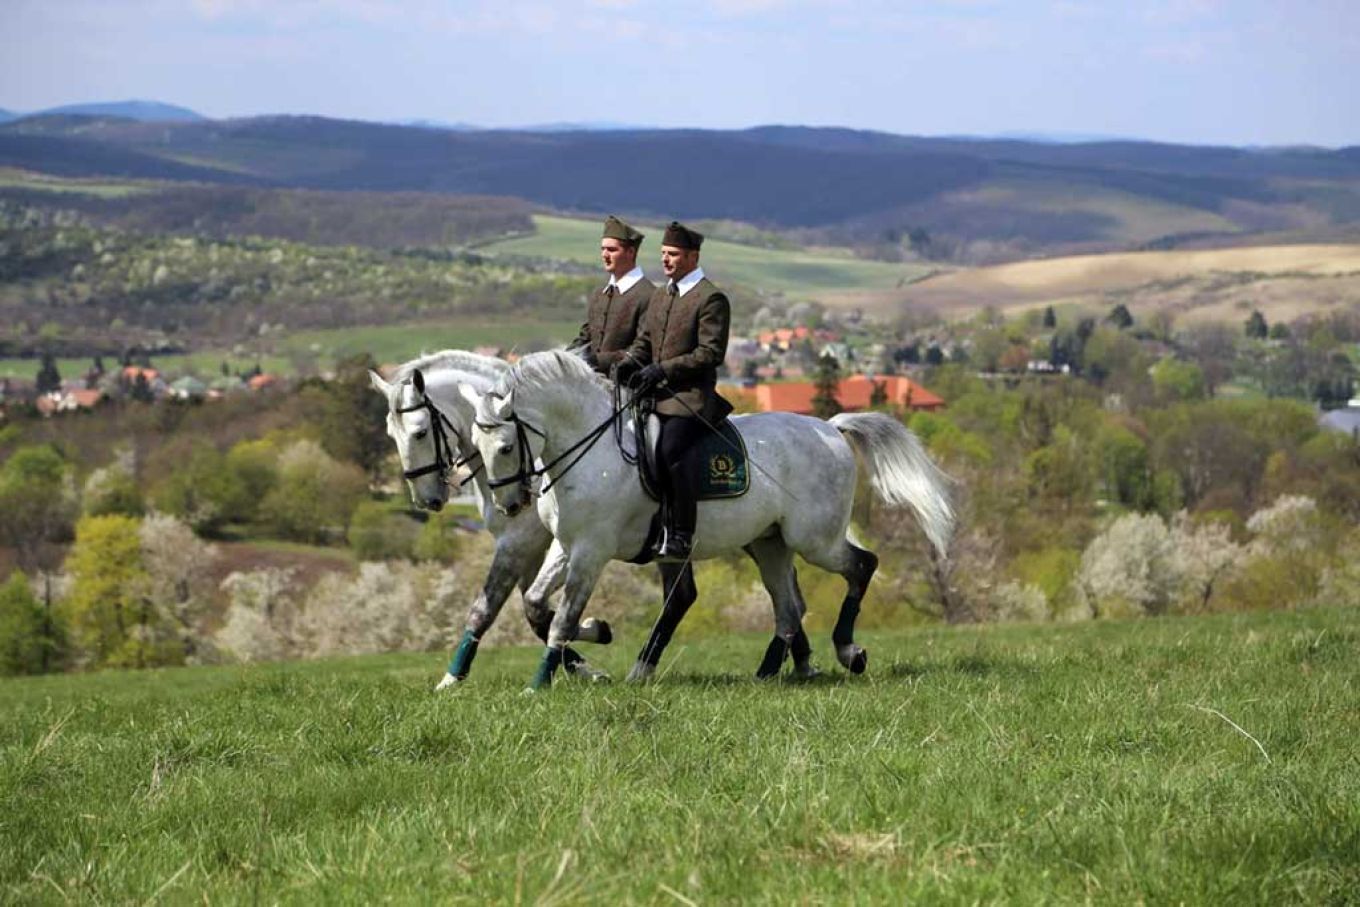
638, 418, 750, 501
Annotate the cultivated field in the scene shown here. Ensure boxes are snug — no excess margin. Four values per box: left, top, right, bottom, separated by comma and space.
481, 215, 937, 298
3, 607, 1356, 903
846, 243, 1360, 323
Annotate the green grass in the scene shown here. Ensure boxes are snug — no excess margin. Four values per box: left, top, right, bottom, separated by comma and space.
483, 215, 934, 295
0, 168, 148, 198
3, 607, 1357, 903
0, 318, 582, 382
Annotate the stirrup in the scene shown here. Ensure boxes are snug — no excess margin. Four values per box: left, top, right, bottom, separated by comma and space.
655, 528, 692, 561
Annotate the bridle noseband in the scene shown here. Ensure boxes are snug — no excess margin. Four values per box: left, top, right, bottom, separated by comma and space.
397, 379, 479, 487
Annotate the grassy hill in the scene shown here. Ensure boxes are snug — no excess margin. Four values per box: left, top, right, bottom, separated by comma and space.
2, 607, 1356, 902
4, 116, 1359, 258
481, 215, 937, 298
843, 242, 1360, 323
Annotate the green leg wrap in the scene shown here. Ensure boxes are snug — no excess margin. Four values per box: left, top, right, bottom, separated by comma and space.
530, 647, 564, 690
448, 630, 480, 679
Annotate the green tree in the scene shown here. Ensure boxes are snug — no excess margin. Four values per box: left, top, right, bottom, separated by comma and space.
0, 446, 77, 671
316, 353, 392, 483
1042, 305, 1057, 329
260, 440, 368, 543
149, 440, 247, 534
0, 572, 65, 675
869, 379, 889, 411
63, 514, 178, 668
1151, 357, 1207, 402
1108, 303, 1134, 330
35, 352, 61, 394
348, 500, 419, 561
811, 354, 843, 418
1245, 309, 1269, 339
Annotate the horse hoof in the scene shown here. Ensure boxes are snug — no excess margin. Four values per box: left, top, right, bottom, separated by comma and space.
568, 662, 612, 684
579, 618, 613, 646
791, 663, 822, 681
434, 673, 462, 691
626, 662, 656, 683
837, 644, 868, 675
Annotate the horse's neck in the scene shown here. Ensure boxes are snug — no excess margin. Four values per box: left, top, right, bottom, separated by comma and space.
520, 382, 612, 458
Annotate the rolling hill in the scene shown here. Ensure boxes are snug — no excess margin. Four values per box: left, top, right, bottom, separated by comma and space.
2, 115, 1358, 259
873, 243, 1360, 324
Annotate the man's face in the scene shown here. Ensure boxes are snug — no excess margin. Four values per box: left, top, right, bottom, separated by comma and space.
661, 245, 700, 281
600, 238, 637, 277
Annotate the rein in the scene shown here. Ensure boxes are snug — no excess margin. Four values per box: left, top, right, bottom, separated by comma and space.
479, 394, 635, 497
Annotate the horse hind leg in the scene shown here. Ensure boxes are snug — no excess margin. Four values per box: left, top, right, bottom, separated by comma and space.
832, 543, 878, 674
746, 538, 807, 680
627, 561, 698, 683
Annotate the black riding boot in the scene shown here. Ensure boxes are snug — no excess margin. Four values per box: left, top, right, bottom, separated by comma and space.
655, 415, 701, 561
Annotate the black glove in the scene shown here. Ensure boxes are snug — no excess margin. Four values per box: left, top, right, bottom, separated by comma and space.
633, 363, 666, 393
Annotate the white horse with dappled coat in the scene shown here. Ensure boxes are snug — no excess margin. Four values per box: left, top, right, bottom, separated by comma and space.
472, 350, 955, 690
371, 349, 819, 686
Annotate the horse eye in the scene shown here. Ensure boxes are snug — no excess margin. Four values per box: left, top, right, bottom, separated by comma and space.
413, 430, 428, 441
499, 444, 513, 456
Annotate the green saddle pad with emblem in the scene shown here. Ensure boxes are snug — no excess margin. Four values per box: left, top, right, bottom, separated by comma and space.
638, 418, 750, 501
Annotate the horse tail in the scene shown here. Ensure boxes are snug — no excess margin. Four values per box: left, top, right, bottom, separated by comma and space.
829, 412, 955, 559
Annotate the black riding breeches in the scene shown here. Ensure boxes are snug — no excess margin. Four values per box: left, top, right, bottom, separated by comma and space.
656, 414, 706, 534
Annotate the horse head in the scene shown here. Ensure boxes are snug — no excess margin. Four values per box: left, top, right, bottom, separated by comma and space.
472, 389, 539, 518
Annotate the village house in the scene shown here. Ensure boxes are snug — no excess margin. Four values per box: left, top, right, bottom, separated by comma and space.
728, 374, 945, 415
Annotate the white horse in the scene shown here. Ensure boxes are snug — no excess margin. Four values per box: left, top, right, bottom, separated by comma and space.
371, 351, 611, 686
472, 350, 955, 690
372, 350, 808, 686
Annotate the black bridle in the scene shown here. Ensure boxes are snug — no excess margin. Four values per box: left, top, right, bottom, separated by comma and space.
477, 394, 632, 499
397, 377, 480, 487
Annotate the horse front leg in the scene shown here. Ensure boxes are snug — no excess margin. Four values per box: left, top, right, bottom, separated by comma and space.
522, 541, 612, 682
627, 561, 698, 683
437, 538, 526, 689
528, 550, 608, 692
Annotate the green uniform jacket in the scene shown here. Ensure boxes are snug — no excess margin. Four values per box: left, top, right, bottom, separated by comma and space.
568, 277, 656, 373
624, 276, 733, 421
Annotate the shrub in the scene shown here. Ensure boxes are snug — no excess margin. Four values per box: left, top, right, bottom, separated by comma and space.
259, 440, 367, 543
216, 567, 302, 663
82, 450, 144, 517
347, 500, 420, 561
0, 573, 65, 675
1075, 513, 1179, 617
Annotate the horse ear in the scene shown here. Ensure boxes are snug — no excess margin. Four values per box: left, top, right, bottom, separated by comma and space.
492, 394, 514, 420
412, 369, 426, 394
455, 382, 481, 411
369, 370, 391, 396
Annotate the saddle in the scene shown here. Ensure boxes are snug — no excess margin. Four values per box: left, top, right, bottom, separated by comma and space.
635, 412, 750, 503
624, 407, 750, 565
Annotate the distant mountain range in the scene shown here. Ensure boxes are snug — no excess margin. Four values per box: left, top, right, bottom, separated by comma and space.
0, 100, 204, 123
2, 111, 1358, 258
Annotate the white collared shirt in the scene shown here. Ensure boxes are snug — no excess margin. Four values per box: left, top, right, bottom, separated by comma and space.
668, 266, 706, 297
608, 266, 645, 294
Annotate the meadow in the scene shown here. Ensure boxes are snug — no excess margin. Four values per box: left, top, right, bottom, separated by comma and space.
481, 215, 937, 297
0, 317, 582, 380
3, 606, 1356, 904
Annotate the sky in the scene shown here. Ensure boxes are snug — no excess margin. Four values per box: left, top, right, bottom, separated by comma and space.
2, 0, 1357, 147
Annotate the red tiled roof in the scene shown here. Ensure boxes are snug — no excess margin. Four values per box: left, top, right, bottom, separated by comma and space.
752, 375, 944, 415
122, 366, 159, 381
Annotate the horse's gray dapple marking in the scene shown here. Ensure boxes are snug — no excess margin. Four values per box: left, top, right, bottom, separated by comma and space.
471, 351, 955, 691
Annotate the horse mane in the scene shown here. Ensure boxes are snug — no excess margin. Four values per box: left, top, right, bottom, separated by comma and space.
491, 350, 611, 401
391, 349, 511, 384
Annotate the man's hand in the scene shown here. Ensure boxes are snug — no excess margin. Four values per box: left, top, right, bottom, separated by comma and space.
632, 363, 666, 393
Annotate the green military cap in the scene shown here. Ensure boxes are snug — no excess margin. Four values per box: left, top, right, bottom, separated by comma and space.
662, 221, 703, 250
602, 215, 645, 246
